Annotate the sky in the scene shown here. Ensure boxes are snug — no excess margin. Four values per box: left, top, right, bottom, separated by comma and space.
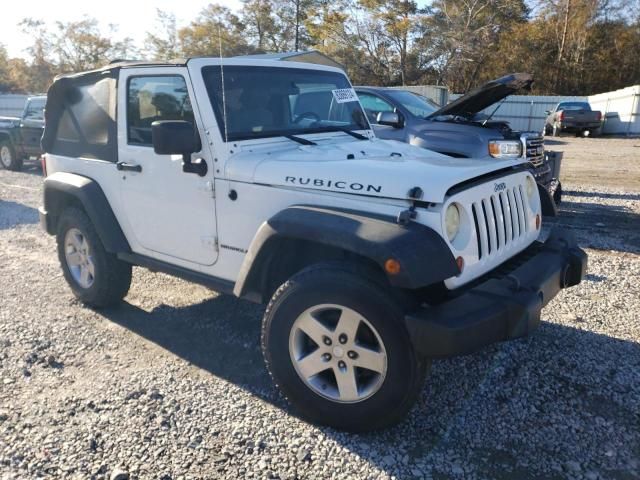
0, 0, 243, 59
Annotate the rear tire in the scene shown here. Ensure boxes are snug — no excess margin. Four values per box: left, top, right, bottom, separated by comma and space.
56, 207, 131, 308
262, 263, 429, 432
0, 141, 22, 171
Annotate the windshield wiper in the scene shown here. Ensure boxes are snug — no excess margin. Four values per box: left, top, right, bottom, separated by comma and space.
328, 126, 369, 140
284, 134, 317, 146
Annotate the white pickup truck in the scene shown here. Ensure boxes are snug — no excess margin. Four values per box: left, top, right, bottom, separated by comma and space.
38, 56, 587, 431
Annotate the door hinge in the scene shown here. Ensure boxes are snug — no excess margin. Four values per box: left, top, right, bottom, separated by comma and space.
205, 180, 215, 198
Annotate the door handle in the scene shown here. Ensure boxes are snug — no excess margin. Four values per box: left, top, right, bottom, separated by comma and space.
116, 162, 142, 173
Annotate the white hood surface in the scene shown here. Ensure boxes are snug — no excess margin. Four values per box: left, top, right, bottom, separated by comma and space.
226, 136, 526, 203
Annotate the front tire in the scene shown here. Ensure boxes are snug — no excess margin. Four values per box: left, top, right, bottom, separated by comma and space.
262, 264, 428, 432
0, 141, 22, 171
56, 207, 132, 308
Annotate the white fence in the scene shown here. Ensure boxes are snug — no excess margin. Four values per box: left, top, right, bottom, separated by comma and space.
589, 85, 640, 135
448, 85, 640, 135
0, 94, 28, 117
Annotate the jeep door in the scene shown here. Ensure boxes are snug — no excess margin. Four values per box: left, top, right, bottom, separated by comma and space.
20, 98, 46, 156
116, 68, 218, 267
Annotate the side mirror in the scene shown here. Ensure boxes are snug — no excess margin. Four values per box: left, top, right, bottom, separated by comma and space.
544, 110, 551, 115
151, 120, 207, 176
377, 111, 403, 128
151, 120, 201, 155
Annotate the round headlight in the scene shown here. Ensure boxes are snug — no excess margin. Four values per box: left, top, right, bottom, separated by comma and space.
445, 203, 461, 242
526, 176, 536, 199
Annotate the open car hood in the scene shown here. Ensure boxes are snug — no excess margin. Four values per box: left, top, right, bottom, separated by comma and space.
426, 73, 533, 119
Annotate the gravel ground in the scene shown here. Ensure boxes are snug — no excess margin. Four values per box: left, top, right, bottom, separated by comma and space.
545, 136, 640, 190
1, 143, 639, 480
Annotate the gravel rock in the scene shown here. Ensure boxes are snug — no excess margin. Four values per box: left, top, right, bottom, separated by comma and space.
1, 142, 639, 479
110, 469, 129, 480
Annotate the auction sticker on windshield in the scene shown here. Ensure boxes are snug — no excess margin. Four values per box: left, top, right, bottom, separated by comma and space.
332, 88, 359, 103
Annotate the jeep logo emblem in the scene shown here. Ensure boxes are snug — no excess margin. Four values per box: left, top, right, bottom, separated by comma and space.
494, 182, 507, 192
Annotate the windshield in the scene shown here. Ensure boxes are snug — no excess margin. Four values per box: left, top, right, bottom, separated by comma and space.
557, 102, 591, 111
387, 90, 439, 118
202, 65, 369, 142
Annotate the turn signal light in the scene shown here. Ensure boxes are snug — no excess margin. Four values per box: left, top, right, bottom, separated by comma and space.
536, 214, 541, 230
384, 258, 401, 275
40, 155, 47, 177
456, 256, 465, 273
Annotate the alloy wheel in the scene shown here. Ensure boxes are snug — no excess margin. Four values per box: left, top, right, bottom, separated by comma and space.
64, 228, 96, 289
289, 304, 388, 403
0, 145, 12, 167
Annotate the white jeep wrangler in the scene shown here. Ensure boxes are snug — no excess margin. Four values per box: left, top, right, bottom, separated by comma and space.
39, 57, 587, 432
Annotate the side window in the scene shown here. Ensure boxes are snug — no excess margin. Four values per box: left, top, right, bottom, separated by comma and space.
358, 93, 394, 124
24, 100, 45, 121
127, 75, 195, 146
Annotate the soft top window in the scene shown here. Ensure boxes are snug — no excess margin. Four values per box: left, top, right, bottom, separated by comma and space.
202, 65, 368, 142
42, 72, 117, 161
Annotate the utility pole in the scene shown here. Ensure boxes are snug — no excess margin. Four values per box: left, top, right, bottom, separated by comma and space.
295, 0, 300, 52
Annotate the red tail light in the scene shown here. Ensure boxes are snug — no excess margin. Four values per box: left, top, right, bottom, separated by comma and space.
558, 111, 564, 121
595, 112, 602, 121
40, 155, 47, 177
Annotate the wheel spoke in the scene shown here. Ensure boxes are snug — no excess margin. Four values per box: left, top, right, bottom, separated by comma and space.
352, 346, 386, 374
296, 312, 333, 346
80, 236, 89, 254
80, 265, 90, 286
72, 232, 83, 251
335, 308, 361, 342
334, 365, 359, 402
66, 252, 83, 266
296, 350, 328, 379
86, 258, 95, 278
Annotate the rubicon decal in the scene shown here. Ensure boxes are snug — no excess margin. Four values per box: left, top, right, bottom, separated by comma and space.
285, 176, 382, 193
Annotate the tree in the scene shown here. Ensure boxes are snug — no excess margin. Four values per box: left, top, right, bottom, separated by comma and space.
0, 45, 13, 92
359, 0, 418, 85
179, 4, 255, 57
144, 10, 180, 60
415, 0, 529, 91
307, 0, 410, 85
242, 0, 279, 50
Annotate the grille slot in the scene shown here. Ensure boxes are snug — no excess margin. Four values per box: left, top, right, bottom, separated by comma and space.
471, 182, 530, 259
525, 136, 544, 167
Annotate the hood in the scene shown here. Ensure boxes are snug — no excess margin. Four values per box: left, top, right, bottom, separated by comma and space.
226, 136, 526, 204
427, 73, 533, 119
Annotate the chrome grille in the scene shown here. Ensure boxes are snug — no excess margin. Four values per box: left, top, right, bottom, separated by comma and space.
471, 185, 529, 259
525, 136, 544, 167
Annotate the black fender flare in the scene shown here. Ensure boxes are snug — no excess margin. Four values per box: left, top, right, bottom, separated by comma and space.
42, 172, 131, 253
538, 183, 558, 217
233, 205, 459, 301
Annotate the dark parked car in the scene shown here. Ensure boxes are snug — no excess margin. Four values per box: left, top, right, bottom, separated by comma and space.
0, 95, 46, 171
355, 74, 562, 204
544, 101, 602, 137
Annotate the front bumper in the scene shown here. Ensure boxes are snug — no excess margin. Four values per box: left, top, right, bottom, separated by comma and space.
405, 228, 587, 358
